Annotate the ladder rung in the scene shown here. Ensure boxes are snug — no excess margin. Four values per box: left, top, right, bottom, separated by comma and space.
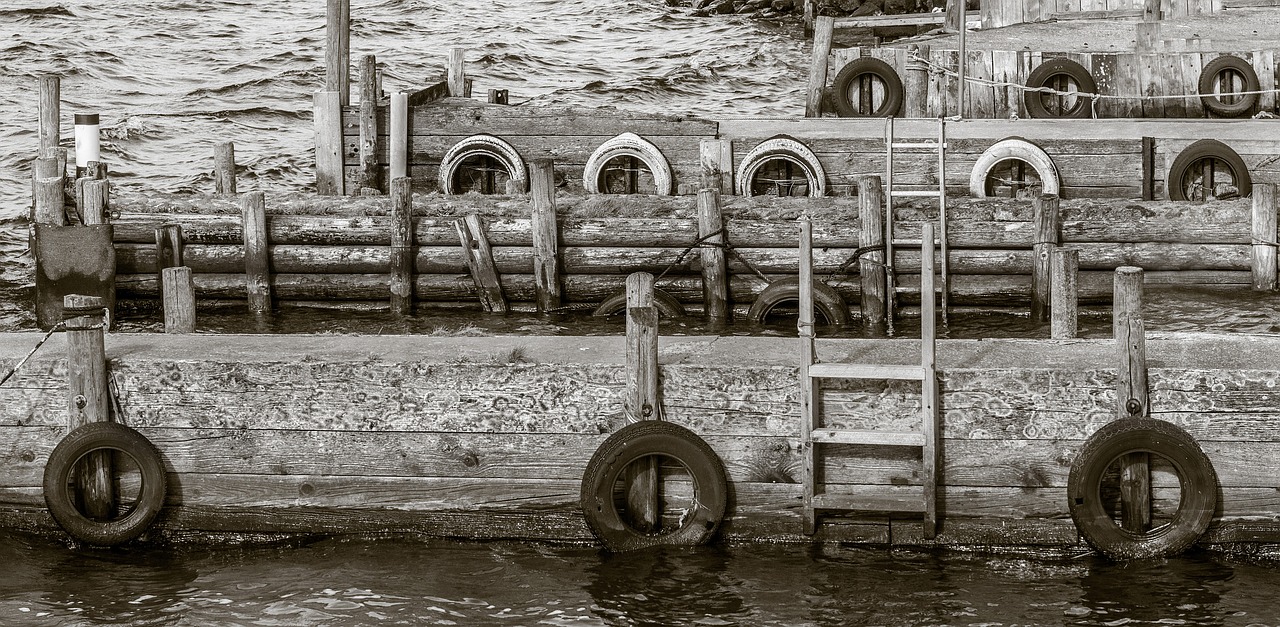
890, 238, 942, 246
810, 428, 925, 446
812, 488, 927, 513
894, 286, 945, 293
890, 142, 947, 150
808, 362, 925, 380
888, 190, 944, 197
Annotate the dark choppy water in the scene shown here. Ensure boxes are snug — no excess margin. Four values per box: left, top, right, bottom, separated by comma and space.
3, 533, 1280, 627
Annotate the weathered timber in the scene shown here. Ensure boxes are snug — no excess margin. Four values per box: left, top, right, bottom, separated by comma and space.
214, 142, 236, 195
1030, 194, 1060, 322
1114, 266, 1152, 533
313, 91, 345, 196
241, 192, 272, 313
623, 273, 660, 531
698, 189, 729, 320
38, 75, 60, 158
162, 267, 196, 334
1252, 183, 1278, 290
389, 177, 413, 315
63, 295, 114, 519
859, 176, 887, 331
1050, 247, 1079, 339
806, 17, 834, 117
82, 179, 108, 225
33, 177, 66, 226
357, 55, 379, 193
530, 159, 561, 312
456, 213, 507, 312
324, 0, 349, 105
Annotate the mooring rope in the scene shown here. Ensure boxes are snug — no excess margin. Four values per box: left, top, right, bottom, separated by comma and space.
653, 227, 773, 285
0, 322, 64, 387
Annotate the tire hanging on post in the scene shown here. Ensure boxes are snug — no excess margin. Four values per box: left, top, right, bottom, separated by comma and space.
1166, 139, 1252, 201
746, 276, 850, 326
736, 135, 827, 198
438, 134, 528, 195
582, 132, 674, 195
969, 137, 1061, 198
1023, 58, 1097, 119
592, 287, 686, 318
830, 57, 904, 118
1067, 418, 1218, 561
1198, 55, 1260, 118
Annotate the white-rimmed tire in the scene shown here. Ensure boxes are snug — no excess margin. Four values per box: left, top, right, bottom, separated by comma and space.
736, 135, 826, 198
969, 137, 1061, 198
583, 132, 674, 195
438, 134, 528, 195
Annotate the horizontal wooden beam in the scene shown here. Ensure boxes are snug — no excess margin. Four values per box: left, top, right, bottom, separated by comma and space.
833, 10, 980, 28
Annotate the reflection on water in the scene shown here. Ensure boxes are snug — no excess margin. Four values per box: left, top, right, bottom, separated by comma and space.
1, 533, 1278, 626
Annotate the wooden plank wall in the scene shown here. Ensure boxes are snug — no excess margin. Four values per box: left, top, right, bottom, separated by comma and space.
829, 47, 1277, 119
981, 0, 1219, 27
3, 335, 1280, 545
340, 99, 716, 196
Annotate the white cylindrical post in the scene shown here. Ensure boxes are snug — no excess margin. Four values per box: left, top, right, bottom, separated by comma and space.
390, 92, 409, 181
74, 113, 101, 177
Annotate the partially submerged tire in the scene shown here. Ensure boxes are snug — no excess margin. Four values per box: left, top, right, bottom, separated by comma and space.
1024, 58, 1096, 119
438, 134, 528, 195
1067, 418, 1217, 560
736, 136, 826, 198
746, 276, 850, 326
591, 288, 687, 318
1198, 55, 1260, 118
1167, 139, 1251, 201
969, 137, 1061, 198
43, 422, 167, 547
580, 421, 728, 551
831, 57, 904, 118
583, 132, 673, 195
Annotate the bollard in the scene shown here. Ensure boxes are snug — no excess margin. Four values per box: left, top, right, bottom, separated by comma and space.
73, 114, 100, 179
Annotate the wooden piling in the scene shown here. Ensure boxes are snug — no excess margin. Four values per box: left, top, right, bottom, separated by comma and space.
697, 188, 729, 320
63, 294, 114, 520
457, 213, 507, 313
699, 139, 733, 195
155, 224, 183, 271
858, 175, 887, 332
1030, 193, 1060, 322
624, 271, 660, 532
530, 159, 562, 312
81, 179, 109, 225
1050, 247, 1079, 339
33, 176, 66, 226
390, 92, 409, 181
805, 17, 834, 118
1141, 137, 1155, 201
904, 44, 931, 118
358, 54, 380, 194
162, 266, 196, 334
1114, 265, 1151, 533
448, 48, 467, 98
313, 91, 345, 196
325, 0, 350, 106
214, 142, 237, 195
241, 191, 272, 314
390, 177, 414, 316
38, 75, 60, 158
1251, 183, 1277, 290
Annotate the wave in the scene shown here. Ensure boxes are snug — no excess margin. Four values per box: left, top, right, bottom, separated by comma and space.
0, 5, 75, 18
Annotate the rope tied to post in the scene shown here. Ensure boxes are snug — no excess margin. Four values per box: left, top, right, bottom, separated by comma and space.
654, 227, 772, 285
0, 321, 65, 387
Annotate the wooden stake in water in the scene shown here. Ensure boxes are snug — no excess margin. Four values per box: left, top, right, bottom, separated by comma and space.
530, 159, 561, 312
624, 272, 659, 532
241, 191, 272, 314
1114, 265, 1151, 533
389, 177, 414, 316
358, 54, 380, 193
162, 266, 196, 334
38, 75, 60, 158
215, 142, 237, 195
805, 17, 834, 118
325, 0, 350, 106
64, 294, 114, 520
448, 48, 467, 97
698, 188, 728, 321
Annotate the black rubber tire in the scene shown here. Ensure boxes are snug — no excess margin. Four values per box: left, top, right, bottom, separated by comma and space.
1198, 55, 1260, 118
1166, 139, 1252, 201
831, 57, 903, 118
43, 421, 167, 546
1067, 418, 1218, 561
580, 421, 728, 552
746, 276, 850, 326
1023, 58, 1097, 119
591, 288, 686, 318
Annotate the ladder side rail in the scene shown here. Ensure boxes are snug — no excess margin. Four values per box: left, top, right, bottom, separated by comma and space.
937, 117, 950, 320
884, 117, 897, 324
920, 222, 939, 539
798, 217, 819, 535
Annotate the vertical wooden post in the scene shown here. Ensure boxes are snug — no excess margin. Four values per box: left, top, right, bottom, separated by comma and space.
530, 159, 562, 312
1050, 247, 1079, 339
945, 0, 964, 32
904, 44, 931, 118
241, 191, 272, 314
162, 267, 196, 334
858, 175, 887, 333
63, 294, 114, 519
803, 0, 816, 37
1251, 183, 1278, 290
325, 0, 350, 106
1143, 0, 1160, 20
155, 224, 184, 271
1141, 137, 1156, 201
1135, 22, 1160, 53
33, 177, 66, 226
1114, 265, 1151, 533
1031, 193, 1060, 322
81, 179, 109, 225
625, 271, 660, 532
38, 75, 60, 158
805, 17, 834, 118
448, 48, 467, 97
214, 142, 237, 195
697, 188, 729, 321
699, 139, 733, 195
487, 89, 509, 104
390, 177, 414, 316
358, 54, 380, 193
390, 92, 409, 181
313, 91, 345, 196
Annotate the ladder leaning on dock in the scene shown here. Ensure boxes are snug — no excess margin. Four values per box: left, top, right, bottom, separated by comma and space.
884, 116, 949, 325
797, 218, 941, 538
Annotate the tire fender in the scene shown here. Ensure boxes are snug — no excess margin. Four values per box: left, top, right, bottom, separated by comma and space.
736, 135, 827, 198
830, 56, 904, 118
591, 287, 687, 318
969, 137, 1061, 198
580, 421, 728, 551
1023, 57, 1097, 119
43, 421, 168, 546
1198, 54, 1260, 118
746, 276, 850, 326
438, 134, 528, 195
1067, 418, 1218, 560
1166, 139, 1252, 201
583, 132, 674, 195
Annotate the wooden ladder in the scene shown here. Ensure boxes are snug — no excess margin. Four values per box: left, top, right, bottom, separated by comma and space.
798, 218, 940, 539
885, 116, 949, 326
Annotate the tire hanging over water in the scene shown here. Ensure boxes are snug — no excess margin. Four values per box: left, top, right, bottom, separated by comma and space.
736, 135, 826, 198
746, 276, 850, 326
1166, 138, 1252, 201
582, 132, 673, 195
830, 57, 904, 118
438, 134, 528, 195
969, 137, 1061, 198
1197, 55, 1260, 118
591, 287, 686, 318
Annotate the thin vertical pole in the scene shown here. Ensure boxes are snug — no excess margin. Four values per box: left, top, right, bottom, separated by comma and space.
530, 159, 561, 312
241, 191, 272, 314
624, 272, 660, 532
325, 0, 350, 106
64, 294, 114, 519
1114, 265, 1151, 533
390, 92, 409, 181
390, 177, 414, 315
805, 17, 834, 117
1051, 247, 1079, 339
38, 75, 60, 158
215, 142, 237, 195
698, 188, 728, 320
